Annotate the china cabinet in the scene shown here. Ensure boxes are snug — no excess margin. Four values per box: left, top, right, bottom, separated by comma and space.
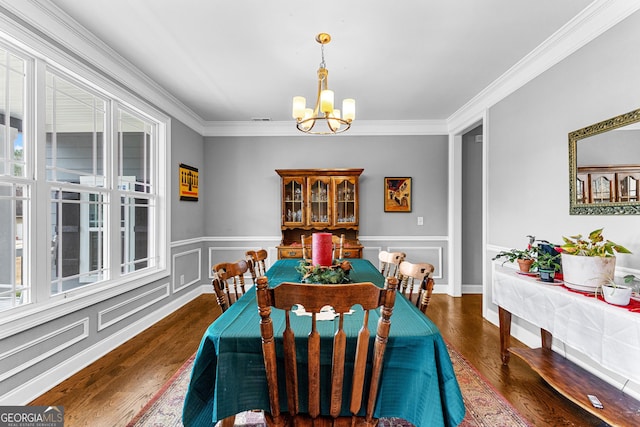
276, 168, 363, 259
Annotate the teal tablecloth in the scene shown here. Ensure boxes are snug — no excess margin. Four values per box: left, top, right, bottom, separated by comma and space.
182, 259, 465, 427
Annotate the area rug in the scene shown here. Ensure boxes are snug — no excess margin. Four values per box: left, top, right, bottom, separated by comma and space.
126, 344, 531, 427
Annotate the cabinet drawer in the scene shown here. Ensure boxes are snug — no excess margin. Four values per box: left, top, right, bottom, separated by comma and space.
278, 247, 304, 259
341, 248, 362, 258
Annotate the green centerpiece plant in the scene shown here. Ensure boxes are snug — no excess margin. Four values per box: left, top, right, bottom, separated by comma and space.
295, 259, 353, 284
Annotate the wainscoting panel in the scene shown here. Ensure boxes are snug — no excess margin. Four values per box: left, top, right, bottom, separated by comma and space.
360, 236, 448, 282
172, 248, 202, 293
0, 318, 89, 382
98, 283, 170, 331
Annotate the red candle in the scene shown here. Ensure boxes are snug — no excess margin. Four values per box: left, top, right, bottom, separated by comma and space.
312, 233, 333, 267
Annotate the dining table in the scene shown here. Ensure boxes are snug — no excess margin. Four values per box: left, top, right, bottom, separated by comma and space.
182, 258, 465, 427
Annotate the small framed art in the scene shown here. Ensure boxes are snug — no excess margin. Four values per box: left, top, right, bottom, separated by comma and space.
179, 163, 199, 201
384, 177, 411, 212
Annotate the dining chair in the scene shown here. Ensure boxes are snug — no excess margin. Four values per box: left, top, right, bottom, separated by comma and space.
255, 275, 398, 427
213, 259, 249, 305
378, 251, 406, 278
301, 234, 345, 260
246, 249, 268, 284
211, 277, 230, 312
416, 270, 436, 313
398, 260, 435, 311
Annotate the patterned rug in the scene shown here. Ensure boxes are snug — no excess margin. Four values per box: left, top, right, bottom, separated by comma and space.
126, 344, 531, 427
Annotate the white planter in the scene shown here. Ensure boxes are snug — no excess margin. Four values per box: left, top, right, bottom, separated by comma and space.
561, 254, 616, 292
602, 284, 632, 306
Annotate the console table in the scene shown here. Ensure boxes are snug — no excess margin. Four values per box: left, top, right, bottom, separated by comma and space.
493, 266, 640, 425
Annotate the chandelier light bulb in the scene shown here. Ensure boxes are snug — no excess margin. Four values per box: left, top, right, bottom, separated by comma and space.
292, 96, 306, 119
342, 99, 355, 122
320, 90, 334, 114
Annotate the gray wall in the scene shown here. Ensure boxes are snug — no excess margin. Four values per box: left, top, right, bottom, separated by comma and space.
172, 120, 206, 241
203, 135, 448, 236
202, 134, 450, 280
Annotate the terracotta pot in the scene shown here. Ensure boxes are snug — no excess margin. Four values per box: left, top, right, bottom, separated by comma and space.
517, 259, 534, 272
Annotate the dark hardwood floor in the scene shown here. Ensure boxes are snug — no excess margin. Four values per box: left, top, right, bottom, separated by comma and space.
31, 293, 607, 426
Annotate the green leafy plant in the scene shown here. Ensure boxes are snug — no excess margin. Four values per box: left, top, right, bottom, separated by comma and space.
559, 228, 631, 257
604, 274, 640, 290
492, 247, 537, 265
532, 250, 561, 272
295, 259, 353, 284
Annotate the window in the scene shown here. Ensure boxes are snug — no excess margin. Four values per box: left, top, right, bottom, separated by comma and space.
0, 36, 167, 314
0, 44, 30, 311
47, 71, 109, 294
117, 107, 157, 275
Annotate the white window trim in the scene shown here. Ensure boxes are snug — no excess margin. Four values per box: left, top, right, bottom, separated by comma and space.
0, 11, 172, 338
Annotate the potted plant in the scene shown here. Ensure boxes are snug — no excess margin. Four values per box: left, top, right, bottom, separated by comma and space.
493, 245, 537, 273
598, 275, 635, 306
559, 228, 632, 292
532, 250, 561, 283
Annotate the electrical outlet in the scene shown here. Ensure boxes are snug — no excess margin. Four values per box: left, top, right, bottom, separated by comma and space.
180, 274, 185, 285
417, 216, 424, 226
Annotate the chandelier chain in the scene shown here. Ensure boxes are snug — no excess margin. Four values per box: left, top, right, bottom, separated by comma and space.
319, 43, 326, 69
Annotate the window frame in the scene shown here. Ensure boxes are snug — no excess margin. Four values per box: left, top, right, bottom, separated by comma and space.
0, 30, 170, 328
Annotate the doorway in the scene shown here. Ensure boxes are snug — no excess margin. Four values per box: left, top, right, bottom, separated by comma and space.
461, 124, 483, 294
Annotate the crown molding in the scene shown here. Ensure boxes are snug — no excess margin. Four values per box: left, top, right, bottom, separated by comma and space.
2, 0, 638, 138
0, 0, 205, 134
202, 119, 449, 137
447, 0, 640, 134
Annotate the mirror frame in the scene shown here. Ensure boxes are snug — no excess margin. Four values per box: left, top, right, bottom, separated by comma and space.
569, 107, 640, 215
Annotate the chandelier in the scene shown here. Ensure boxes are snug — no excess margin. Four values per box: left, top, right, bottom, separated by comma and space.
292, 33, 355, 135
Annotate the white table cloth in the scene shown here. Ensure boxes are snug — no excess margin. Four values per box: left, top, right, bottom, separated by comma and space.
493, 266, 640, 384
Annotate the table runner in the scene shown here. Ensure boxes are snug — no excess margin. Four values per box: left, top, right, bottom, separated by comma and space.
182, 259, 464, 427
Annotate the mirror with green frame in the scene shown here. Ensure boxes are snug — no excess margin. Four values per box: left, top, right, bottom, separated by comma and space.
569, 108, 640, 215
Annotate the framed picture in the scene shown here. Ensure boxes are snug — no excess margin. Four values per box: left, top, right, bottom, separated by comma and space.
179, 163, 199, 201
384, 177, 412, 212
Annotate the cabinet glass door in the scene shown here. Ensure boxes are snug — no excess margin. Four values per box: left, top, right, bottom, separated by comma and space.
308, 177, 331, 226
282, 177, 305, 225
334, 177, 357, 225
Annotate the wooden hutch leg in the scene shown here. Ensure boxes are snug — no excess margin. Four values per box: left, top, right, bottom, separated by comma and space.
498, 306, 512, 365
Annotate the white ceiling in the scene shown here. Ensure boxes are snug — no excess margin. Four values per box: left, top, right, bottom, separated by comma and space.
44, 0, 596, 124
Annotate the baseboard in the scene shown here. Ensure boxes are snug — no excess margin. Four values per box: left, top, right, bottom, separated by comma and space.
462, 283, 483, 294
0, 283, 209, 405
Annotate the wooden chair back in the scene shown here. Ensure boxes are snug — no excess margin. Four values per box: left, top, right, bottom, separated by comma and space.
301, 234, 345, 260
332, 234, 345, 259
417, 274, 436, 313
256, 276, 398, 426
246, 249, 268, 283
378, 251, 406, 277
211, 277, 230, 312
301, 235, 311, 259
398, 261, 434, 310
213, 259, 249, 305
